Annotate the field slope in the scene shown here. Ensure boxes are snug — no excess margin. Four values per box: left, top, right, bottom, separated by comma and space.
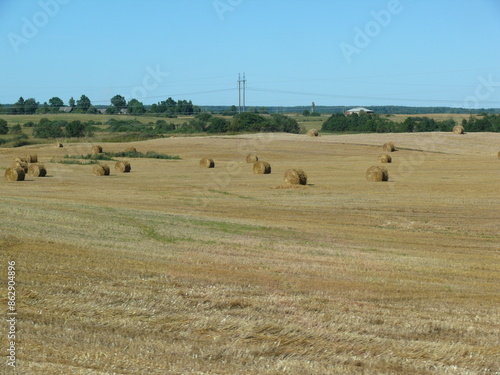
1, 132, 499, 374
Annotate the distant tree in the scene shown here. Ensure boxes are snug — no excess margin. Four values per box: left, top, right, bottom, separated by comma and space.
65, 120, 86, 137
229, 112, 269, 132
49, 97, 64, 108
24, 98, 39, 114
127, 99, 145, 114
302, 109, 310, 116
13, 97, 25, 114
268, 114, 300, 133
76, 95, 91, 112
111, 95, 127, 109
87, 106, 98, 114
0, 119, 8, 134
105, 106, 118, 114
68, 97, 75, 107
33, 119, 64, 138
206, 117, 229, 133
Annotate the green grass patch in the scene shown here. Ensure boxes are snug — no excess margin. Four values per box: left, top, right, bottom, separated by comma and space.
64, 153, 116, 161
106, 150, 181, 160
50, 158, 102, 165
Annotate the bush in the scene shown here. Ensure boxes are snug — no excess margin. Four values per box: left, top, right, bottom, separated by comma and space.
206, 117, 229, 133
229, 113, 269, 132
33, 119, 64, 138
0, 119, 8, 134
9, 124, 22, 135
66, 120, 86, 137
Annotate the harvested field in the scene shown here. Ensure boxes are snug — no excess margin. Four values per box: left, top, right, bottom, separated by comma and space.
0, 132, 499, 375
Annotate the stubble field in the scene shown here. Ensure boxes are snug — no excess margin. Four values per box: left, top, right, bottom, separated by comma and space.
1, 131, 499, 374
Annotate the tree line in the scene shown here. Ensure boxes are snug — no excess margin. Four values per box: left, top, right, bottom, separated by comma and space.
0, 112, 301, 140
321, 112, 500, 133
0, 95, 202, 116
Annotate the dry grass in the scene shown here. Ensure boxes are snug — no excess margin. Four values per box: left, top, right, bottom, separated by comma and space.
0, 132, 499, 374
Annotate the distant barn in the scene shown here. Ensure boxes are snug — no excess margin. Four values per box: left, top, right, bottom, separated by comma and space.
59, 106, 73, 113
345, 107, 374, 115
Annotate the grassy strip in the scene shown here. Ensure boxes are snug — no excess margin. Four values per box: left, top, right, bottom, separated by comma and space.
49, 158, 102, 165
105, 150, 181, 160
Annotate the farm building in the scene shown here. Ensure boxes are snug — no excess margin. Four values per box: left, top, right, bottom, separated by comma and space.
345, 107, 374, 115
59, 106, 73, 113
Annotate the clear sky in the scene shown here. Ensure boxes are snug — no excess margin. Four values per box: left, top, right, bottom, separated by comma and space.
1, 0, 500, 108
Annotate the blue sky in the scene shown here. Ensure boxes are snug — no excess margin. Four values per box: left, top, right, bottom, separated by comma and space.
1, 0, 500, 108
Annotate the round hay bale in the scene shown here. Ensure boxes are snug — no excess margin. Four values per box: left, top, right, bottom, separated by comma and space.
55, 142, 63, 148
27, 163, 47, 177
253, 161, 271, 174
125, 147, 137, 153
366, 166, 389, 182
115, 160, 131, 173
284, 169, 307, 185
378, 154, 392, 163
246, 154, 258, 163
92, 164, 110, 176
307, 129, 319, 137
199, 158, 215, 168
382, 142, 395, 152
5, 167, 25, 182
25, 154, 38, 163
453, 125, 465, 134
91, 145, 103, 155
14, 157, 28, 163
12, 161, 28, 173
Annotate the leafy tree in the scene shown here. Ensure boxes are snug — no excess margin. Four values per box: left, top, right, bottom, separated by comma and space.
68, 97, 75, 107
105, 106, 118, 114
77, 95, 91, 112
303, 109, 310, 116
229, 113, 269, 132
87, 106, 98, 114
33, 119, 64, 138
268, 114, 300, 133
111, 95, 126, 109
49, 97, 64, 108
13, 97, 25, 114
206, 117, 229, 133
128, 99, 146, 114
0, 119, 8, 134
24, 98, 39, 114
66, 120, 86, 137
